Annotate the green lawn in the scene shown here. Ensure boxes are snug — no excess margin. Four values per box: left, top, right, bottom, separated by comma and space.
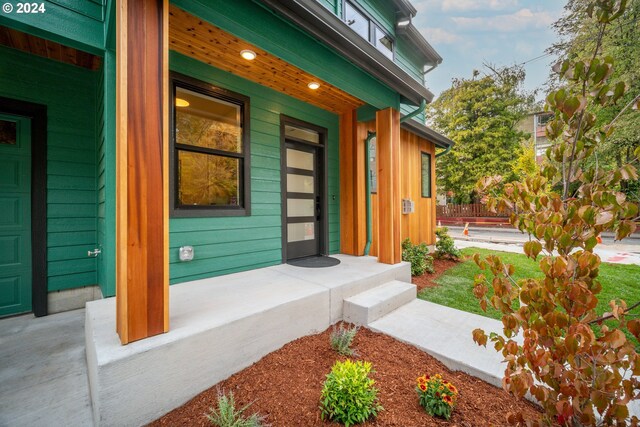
418, 247, 640, 347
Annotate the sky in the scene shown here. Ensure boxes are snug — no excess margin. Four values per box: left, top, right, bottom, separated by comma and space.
411, 0, 567, 101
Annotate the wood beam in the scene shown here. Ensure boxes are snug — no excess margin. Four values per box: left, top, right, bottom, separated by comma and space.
376, 108, 401, 264
116, 0, 169, 344
339, 109, 367, 256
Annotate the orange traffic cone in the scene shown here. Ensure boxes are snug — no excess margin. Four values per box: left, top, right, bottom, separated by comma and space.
596, 234, 603, 244
463, 223, 469, 237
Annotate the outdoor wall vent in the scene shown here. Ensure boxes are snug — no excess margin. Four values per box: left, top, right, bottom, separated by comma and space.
179, 246, 195, 262
402, 199, 415, 214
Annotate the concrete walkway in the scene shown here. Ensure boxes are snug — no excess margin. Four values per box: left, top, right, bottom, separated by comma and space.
453, 238, 640, 266
370, 298, 640, 418
0, 309, 92, 427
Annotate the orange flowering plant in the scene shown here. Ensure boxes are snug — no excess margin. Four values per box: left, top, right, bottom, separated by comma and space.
416, 374, 459, 420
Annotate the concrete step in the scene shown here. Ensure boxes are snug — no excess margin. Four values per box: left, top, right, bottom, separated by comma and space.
343, 280, 416, 326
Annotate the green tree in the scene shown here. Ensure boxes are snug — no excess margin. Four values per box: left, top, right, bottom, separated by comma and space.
430, 66, 532, 203
513, 139, 540, 180
548, 0, 640, 201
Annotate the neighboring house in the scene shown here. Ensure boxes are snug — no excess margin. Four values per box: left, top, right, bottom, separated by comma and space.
518, 111, 553, 164
0, 0, 452, 342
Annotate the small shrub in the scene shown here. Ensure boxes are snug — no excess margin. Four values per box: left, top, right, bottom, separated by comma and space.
319, 360, 383, 427
401, 238, 435, 276
416, 374, 459, 420
205, 391, 268, 427
330, 324, 358, 356
434, 227, 461, 260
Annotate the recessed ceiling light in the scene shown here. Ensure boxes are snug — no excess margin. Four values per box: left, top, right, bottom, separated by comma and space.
308, 82, 320, 90
175, 98, 190, 107
240, 49, 256, 60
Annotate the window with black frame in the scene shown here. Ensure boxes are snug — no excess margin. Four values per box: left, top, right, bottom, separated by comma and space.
344, 1, 394, 59
171, 75, 250, 216
421, 152, 432, 198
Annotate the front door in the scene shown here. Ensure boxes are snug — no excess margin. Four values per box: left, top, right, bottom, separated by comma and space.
280, 116, 327, 262
0, 114, 32, 316
284, 142, 321, 259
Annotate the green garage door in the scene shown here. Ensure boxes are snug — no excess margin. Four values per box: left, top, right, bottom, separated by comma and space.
0, 114, 31, 317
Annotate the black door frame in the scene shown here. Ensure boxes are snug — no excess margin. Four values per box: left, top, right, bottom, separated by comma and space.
279, 115, 329, 262
0, 96, 48, 317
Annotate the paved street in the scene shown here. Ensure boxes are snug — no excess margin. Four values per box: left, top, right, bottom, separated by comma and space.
445, 225, 640, 265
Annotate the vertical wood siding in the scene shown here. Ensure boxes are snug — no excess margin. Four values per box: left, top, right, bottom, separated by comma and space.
369, 123, 437, 255
169, 52, 340, 284
0, 46, 98, 292
399, 128, 436, 245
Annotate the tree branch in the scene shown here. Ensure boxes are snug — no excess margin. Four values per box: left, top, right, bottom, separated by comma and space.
588, 301, 640, 324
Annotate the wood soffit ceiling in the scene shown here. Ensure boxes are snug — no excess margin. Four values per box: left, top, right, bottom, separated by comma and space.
0, 26, 101, 71
169, 6, 364, 114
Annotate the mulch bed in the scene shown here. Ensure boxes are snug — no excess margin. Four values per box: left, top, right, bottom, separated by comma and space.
151, 326, 541, 427
412, 257, 461, 292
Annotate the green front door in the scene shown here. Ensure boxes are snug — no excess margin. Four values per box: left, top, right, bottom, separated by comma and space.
0, 114, 32, 316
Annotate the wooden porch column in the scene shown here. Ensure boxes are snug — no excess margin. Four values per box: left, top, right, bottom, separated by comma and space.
376, 108, 401, 264
116, 0, 169, 344
339, 109, 366, 255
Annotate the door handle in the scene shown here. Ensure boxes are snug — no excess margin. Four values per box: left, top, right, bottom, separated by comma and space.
315, 196, 321, 220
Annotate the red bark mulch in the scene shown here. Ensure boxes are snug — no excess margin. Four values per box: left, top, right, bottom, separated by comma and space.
151, 326, 541, 427
412, 257, 462, 292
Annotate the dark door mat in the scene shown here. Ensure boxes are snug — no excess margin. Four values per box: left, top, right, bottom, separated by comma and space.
287, 256, 341, 268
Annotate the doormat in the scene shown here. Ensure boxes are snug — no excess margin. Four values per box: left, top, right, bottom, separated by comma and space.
287, 256, 341, 268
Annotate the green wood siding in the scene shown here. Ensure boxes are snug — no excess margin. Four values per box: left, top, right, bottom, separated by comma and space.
173, 0, 399, 110
319, 0, 341, 16
0, 46, 98, 293
169, 52, 340, 284
351, 0, 395, 34
395, 42, 426, 83
0, 0, 105, 54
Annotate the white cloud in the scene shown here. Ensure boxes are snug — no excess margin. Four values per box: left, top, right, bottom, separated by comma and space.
441, 0, 519, 12
411, 0, 519, 12
451, 8, 555, 32
420, 27, 462, 44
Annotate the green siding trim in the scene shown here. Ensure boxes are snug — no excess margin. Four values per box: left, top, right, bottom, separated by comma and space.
96, 49, 116, 297
0, 46, 99, 293
169, 52, 340, 284
172, 0, 399, 110
0, 1, 105, 54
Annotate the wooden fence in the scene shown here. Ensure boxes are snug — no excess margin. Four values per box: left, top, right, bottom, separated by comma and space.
436, 203, 510, 218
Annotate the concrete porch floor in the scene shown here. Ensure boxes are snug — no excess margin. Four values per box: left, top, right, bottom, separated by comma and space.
2, 254, 638, 426
0, 309, 93, 426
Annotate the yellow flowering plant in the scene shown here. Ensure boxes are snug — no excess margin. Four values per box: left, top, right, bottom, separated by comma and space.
416, 374, 459, 420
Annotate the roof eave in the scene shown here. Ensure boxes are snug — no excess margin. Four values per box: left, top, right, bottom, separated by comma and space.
257, 0, 433, 105
390, 0, 417, 19
396, 23, 443, 67
401, 119, 454, 149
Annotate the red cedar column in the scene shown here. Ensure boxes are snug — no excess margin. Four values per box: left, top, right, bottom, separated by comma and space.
376, 108, 401, 264
339, 109, 366, 255
116, 0, 169, 344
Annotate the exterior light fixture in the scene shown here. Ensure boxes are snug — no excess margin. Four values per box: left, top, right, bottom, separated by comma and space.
240, 49, 257, 60
308, 82, 320, 90
175, 98, 190, 107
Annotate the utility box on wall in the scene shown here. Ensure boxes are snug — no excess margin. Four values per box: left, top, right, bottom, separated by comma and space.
402, 199, 415, 214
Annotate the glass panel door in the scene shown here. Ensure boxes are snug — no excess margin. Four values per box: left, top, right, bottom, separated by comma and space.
284, 141, 320, 259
